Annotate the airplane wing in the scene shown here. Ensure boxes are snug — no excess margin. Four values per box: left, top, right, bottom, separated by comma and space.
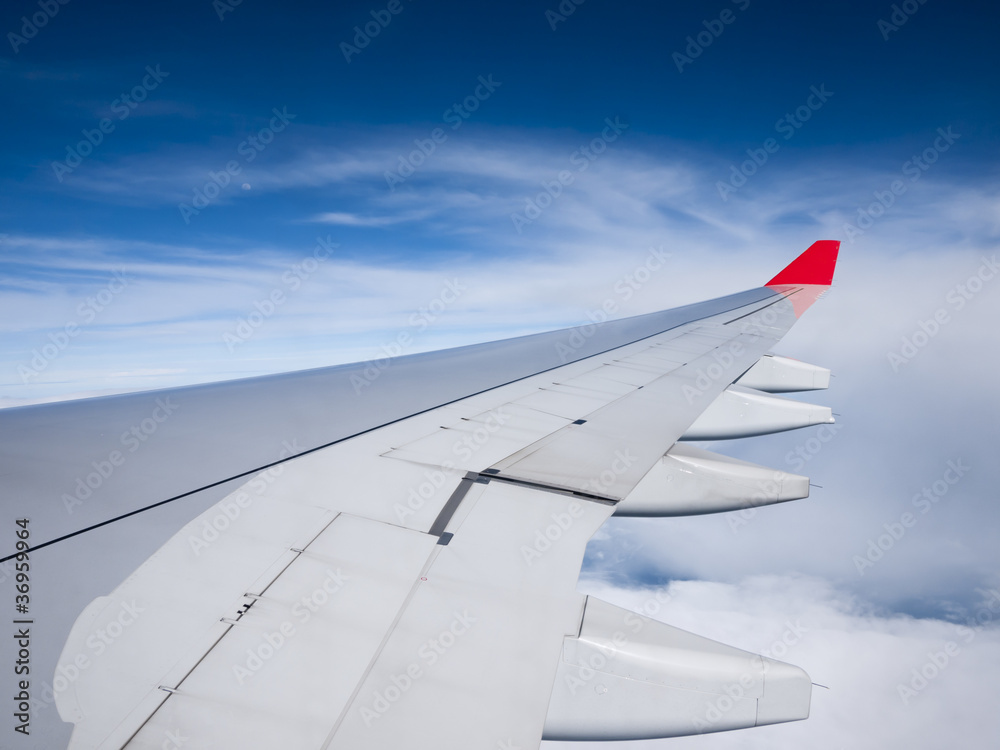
2, 241, 839, 749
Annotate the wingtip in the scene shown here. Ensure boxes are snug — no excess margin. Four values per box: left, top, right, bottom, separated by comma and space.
766, 240, 840, 287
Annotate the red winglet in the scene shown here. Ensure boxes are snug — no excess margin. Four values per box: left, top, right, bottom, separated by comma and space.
766, 240, 840, 287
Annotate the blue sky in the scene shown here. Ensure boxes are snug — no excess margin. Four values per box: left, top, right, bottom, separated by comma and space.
2, 0, 997, 267
3, 1, 1000, 748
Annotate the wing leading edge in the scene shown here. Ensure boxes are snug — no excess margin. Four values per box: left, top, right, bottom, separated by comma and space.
50, 241, 839, 749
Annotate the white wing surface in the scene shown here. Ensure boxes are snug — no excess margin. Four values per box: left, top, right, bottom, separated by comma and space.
24, 242, 840, 748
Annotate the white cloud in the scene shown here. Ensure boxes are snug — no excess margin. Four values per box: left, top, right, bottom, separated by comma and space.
309, 209, 432, 226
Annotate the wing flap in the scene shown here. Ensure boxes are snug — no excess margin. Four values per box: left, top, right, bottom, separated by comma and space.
324, 481, 613, 750
55, 497, 339, 747
123, 515, 442, 749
